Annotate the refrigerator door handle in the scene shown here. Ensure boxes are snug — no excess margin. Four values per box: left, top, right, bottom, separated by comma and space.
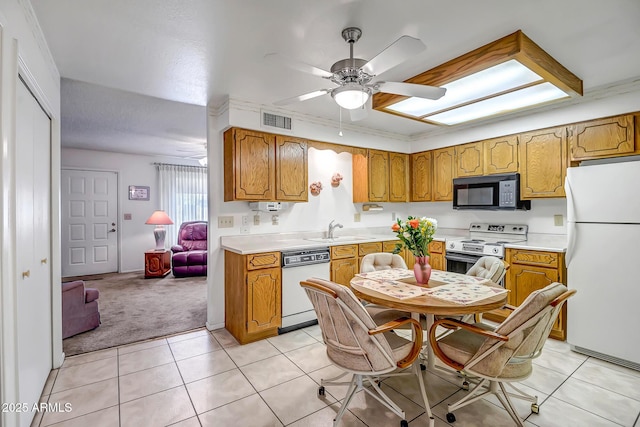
565, 175, 576, 268
566, 220, 576, 268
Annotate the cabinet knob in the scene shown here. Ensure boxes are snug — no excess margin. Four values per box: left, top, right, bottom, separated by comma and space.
41, 258, 48, 264
22, 270, 30, 278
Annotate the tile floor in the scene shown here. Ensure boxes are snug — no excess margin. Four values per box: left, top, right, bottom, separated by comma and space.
31, 326, 640, 427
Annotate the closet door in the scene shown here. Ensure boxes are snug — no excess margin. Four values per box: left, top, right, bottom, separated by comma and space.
16, 79, 52, 427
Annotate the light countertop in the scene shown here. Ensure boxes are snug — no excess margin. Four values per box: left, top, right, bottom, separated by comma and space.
220, 227, 566, 255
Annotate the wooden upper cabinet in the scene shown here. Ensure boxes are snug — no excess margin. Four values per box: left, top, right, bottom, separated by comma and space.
410, 151, 432, 202
484, 135, 519, 174
368, 150, 390, 202
353, 150, 408, 203
275, 135, 308, 201
224, 128, 276, 201
432, 147, 455, 201
388, 152, 409, 202
455, 142, 483, 177
519, 127, 567, 199
569, 114, 635, 161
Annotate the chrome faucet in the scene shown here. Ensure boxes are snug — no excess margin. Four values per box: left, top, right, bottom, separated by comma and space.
327, 220, 343, 239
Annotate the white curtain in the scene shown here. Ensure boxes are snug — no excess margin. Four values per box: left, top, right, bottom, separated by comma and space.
157, 163, 208, 247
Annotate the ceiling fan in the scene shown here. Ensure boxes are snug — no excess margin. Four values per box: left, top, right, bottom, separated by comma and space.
266, 27, 446, 121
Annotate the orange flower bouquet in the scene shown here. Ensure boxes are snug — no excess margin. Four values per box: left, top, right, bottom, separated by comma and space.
391, 216, 438, 257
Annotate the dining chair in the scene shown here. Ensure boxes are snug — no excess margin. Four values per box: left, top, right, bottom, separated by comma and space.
300, 277, 434, 427
467, 256, 510, 284
360, 252, 407, 272
429, 282, 576, 426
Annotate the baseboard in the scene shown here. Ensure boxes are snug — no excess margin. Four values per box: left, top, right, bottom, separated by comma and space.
206, 321, 224, 331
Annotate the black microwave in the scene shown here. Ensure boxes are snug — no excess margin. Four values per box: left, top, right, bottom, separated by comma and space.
452, 173, 531, 210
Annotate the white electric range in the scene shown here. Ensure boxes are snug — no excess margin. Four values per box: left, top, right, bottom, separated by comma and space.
445, 223, 528, 278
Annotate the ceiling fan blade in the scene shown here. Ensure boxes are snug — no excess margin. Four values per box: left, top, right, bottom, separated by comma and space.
362, 35, 426, 76
377, 81, 446, 100
349, 98, 371, 122
273, 89, 330, 106
264, 53, 333, 79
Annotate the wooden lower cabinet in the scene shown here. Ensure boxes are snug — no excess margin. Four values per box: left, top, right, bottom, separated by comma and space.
330, 245, 358, 287
225, 251, 282, 344
144, 250, 171, 278
428, 241, 446, 271
486, 248, 567, 340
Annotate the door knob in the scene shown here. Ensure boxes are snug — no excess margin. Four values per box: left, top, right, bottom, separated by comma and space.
109, 228, 116, 232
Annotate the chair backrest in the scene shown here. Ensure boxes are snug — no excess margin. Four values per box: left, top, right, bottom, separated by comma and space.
177, 221, 208, 250
301, 277, 397, 374
360, 253, 407, 273
467, 282, 574, 377
466, 256, 508, 283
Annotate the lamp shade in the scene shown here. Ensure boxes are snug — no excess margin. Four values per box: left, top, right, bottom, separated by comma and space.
145, 210, 174, 225
332, 84, 370, 110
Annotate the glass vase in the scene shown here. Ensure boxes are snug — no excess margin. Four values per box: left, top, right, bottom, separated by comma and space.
413, 256, 432, 285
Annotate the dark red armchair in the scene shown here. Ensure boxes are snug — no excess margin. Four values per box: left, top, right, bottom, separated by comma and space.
171, 221, 208, 277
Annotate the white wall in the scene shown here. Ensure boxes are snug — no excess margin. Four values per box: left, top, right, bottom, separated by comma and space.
0, 2, 62, 425
61, 148, 201, 272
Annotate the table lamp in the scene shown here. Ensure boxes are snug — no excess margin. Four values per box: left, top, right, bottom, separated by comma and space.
145, 210, 174, 251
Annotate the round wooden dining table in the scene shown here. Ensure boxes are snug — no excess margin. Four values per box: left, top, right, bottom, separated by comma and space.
350, 270, 508, 370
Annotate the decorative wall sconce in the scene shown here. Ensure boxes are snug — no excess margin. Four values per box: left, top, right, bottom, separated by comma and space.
331, 173, 343, 187
309, 181, 323, 196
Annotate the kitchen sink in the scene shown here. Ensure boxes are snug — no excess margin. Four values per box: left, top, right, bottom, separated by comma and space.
304, 236, 370, 243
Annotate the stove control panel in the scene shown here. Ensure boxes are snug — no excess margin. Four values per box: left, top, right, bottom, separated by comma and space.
469, 223, 528, 235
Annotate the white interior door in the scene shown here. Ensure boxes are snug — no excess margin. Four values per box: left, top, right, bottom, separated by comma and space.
16, 78, 52, 426
61, 169, 118, 277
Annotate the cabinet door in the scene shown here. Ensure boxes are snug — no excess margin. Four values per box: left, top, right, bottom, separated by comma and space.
368, 150, 389, 202
359, 242, 383, 257
331, 258, 359, 287
382, 240, 400, 253
484, 135, 518, 174
246, 267, 281, 333
410, 151, 432, 202
569, 114, 635, 161
275, 135, 308, 201
432, 147, 455, 201
519, 127, 567, 199
388, 152, 409, 202
508, 264, 560, 306
455, 142, 483, 177
224, 128, 275, 201
430, 253, 445, 271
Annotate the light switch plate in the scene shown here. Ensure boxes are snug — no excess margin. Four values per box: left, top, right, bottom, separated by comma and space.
354, 213, 361, 222
123, 213, 132, 220
218, 216, 234, 228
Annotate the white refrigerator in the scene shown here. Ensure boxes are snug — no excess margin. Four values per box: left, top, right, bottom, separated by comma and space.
565, 159, 640, 370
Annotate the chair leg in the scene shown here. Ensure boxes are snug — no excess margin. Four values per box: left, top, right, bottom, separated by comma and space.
333, 374, 359, 427
497, 382, 526, 427
413, 363, 435, 427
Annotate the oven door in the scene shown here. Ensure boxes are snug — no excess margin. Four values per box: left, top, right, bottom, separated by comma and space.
445, 252, 483, 275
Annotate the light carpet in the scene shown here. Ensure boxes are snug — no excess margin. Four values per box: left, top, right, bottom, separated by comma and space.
62, 271, 207, 356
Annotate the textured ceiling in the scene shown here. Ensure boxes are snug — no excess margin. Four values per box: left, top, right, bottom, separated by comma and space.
32, 0, 640, 157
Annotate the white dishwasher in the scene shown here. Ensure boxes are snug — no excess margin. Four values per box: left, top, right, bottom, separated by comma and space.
280, 247, 331, 333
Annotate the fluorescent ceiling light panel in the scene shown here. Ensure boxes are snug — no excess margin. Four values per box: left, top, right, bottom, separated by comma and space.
373, 30, 582, 125
426, 82, 568, 125
387, 60, 543, 117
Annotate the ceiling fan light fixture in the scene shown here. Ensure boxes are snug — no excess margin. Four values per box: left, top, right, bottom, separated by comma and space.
374, 30, 583, 125
332, 84, 371, 110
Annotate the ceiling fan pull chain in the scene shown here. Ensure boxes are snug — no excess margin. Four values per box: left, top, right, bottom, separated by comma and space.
339, 107, 343, 137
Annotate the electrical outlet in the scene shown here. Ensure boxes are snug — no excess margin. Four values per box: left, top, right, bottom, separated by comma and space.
392, 212, 397, 221
240, 225, 250, 234
354, 212, 361, 222
272, 215, 279, 225
242, 215, 249, 226
217, 216, 234, 228
253, 213, 260, 225
554, 214, 563, 226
